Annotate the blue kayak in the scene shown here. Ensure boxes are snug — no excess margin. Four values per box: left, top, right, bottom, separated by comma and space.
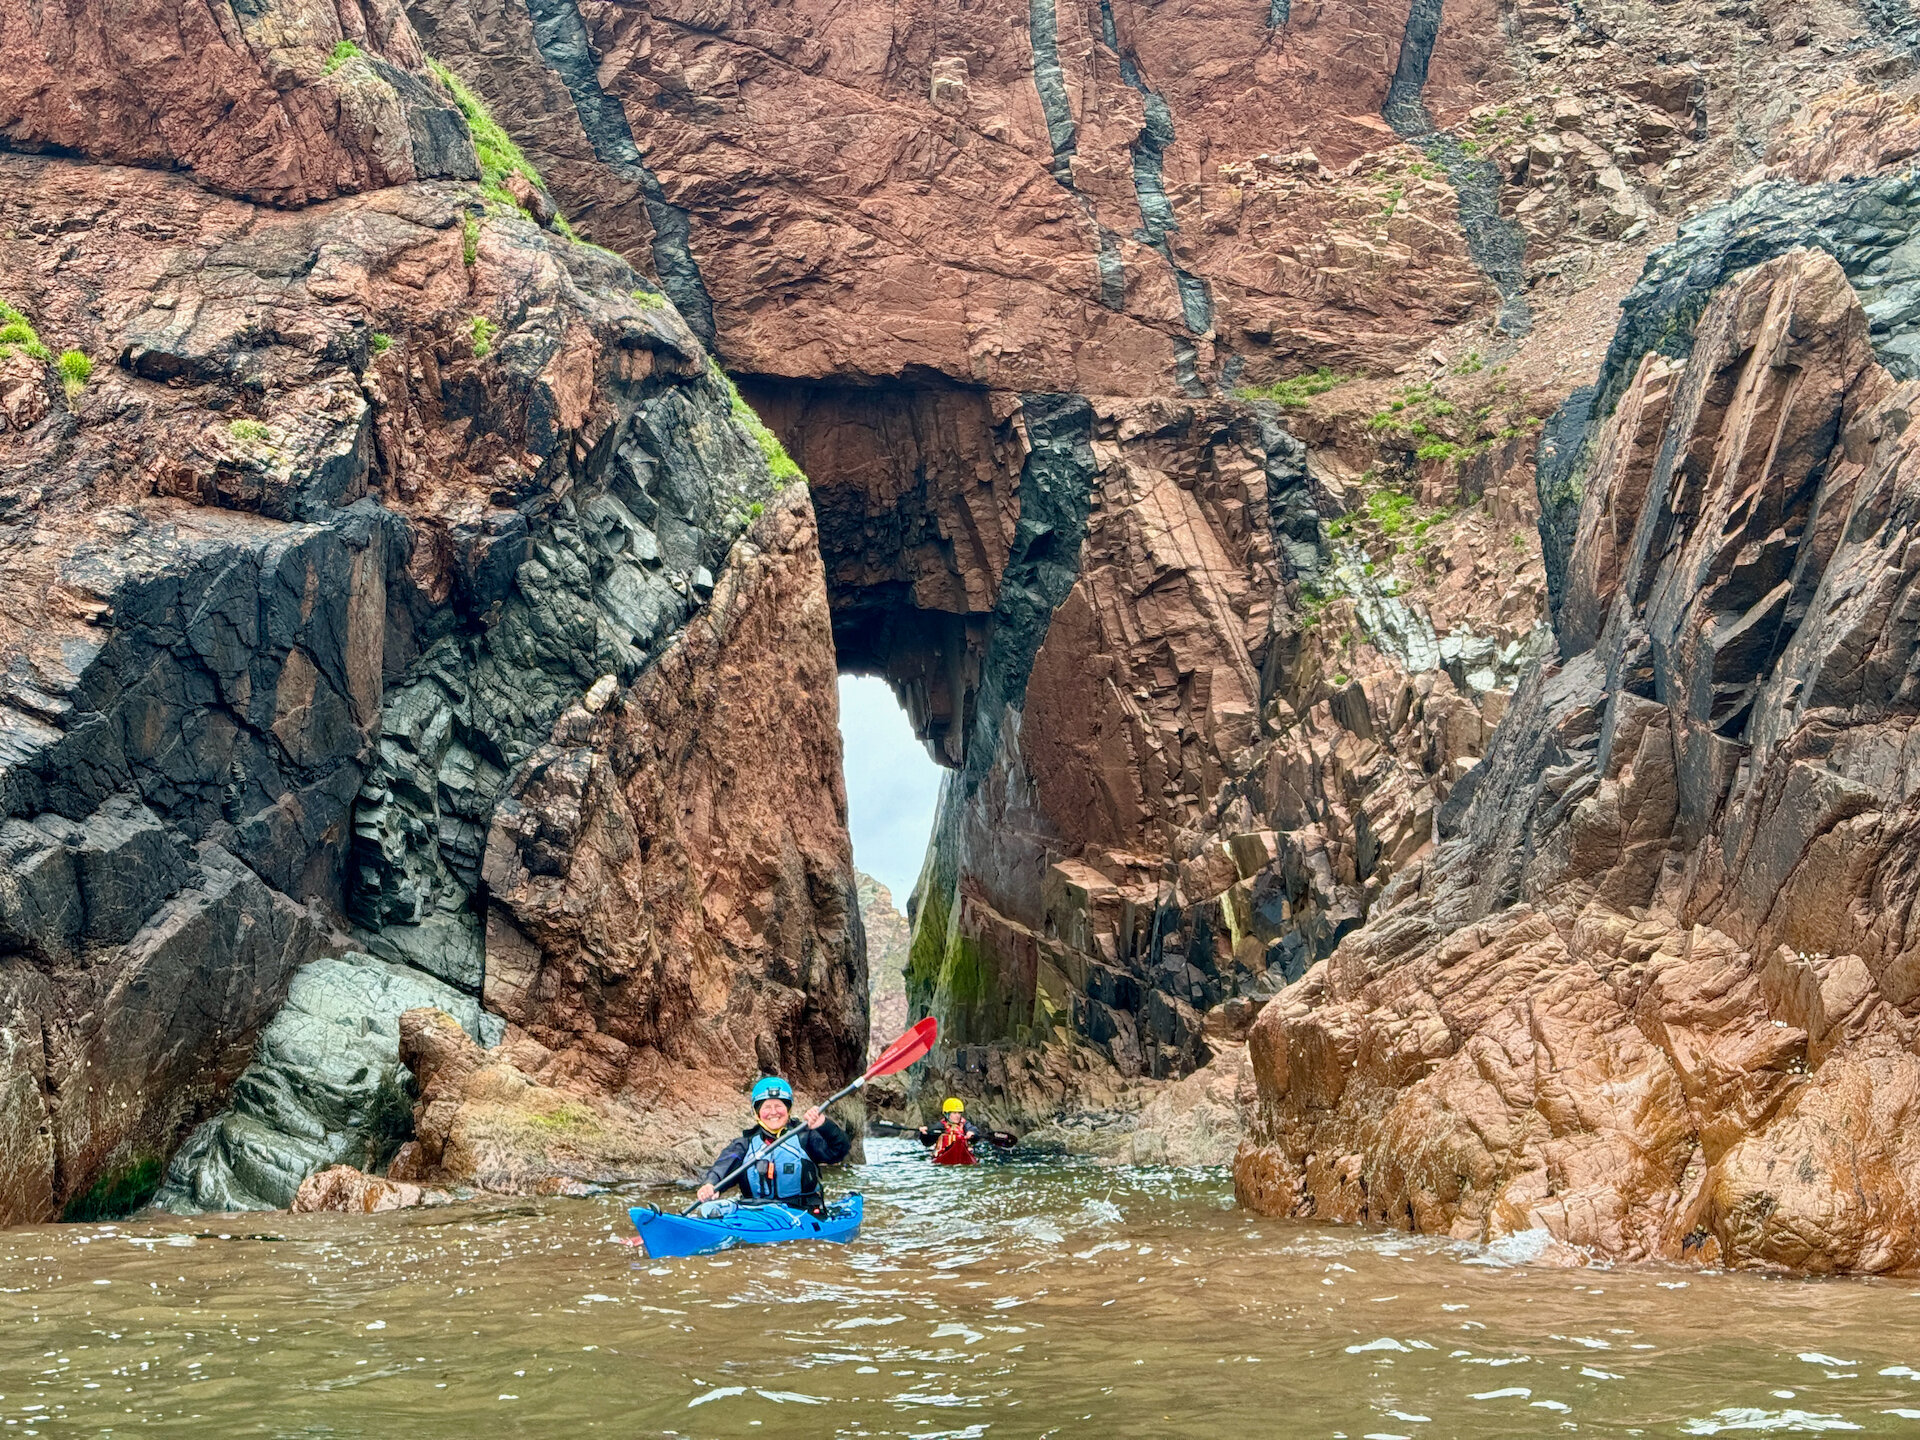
629, 1195, 864, 1258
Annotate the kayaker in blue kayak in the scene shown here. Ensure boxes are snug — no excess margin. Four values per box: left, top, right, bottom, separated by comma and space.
695, 1076, 851, 1213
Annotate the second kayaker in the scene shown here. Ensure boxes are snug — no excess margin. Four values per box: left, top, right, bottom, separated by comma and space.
917, 1097, 985, 1162
696, 1076, 851, 1212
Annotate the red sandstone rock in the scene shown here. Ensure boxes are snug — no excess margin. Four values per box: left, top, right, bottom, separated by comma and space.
1, 0, 478, 205
292, 1165, 445, 1213
477, 483, 864, 1108
391, 1007, 736, 1190
0, 145, 859, 1219
1237, 248, 1920, 1275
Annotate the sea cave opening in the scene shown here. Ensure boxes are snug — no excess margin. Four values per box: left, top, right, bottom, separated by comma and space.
836, 674, 944, 1055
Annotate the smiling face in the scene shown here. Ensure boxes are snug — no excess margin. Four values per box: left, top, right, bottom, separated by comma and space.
756, 1098, 791, 1130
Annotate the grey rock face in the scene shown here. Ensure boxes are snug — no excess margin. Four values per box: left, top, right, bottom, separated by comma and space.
347, 364, 775, 995
50, 842, 335, 1214
0, 497, 388, 1217
155, 952, 503, 1213
1315, 542, 1550, 690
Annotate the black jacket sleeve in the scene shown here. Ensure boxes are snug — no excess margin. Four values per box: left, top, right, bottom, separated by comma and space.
804, 1117, 852, 1166
704, 1135, 751, 1191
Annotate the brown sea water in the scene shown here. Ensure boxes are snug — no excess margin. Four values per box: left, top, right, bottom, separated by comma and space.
4, 1137, 1920, 1436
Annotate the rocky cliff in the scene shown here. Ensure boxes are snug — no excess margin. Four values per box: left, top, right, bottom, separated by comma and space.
393, 0, 1911, 1130
0, 0, 862, 1221
859, 872, 911, 1045
1237, 98, 1920, 1271
7, 0, 1920, 1257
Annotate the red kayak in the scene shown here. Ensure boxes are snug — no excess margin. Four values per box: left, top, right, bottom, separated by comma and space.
932, 1132, 977, 1166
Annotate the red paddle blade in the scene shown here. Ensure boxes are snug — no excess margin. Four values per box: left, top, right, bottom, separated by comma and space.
864, 1017, 937, 1080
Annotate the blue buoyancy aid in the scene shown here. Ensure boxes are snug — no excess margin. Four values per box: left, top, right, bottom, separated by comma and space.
742, 1128, 820, 1204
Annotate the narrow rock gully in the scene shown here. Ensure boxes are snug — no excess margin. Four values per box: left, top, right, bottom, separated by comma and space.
6, 1140, 1920, 1437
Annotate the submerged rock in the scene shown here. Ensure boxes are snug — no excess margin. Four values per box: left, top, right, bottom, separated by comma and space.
291, 1164, 451, 1214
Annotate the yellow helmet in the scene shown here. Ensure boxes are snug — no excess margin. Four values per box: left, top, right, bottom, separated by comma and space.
942, 1097, 966, 1114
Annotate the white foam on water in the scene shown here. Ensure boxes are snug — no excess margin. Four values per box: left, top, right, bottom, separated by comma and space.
1346, 1338, 1412, 1354
1679, 1408, 1863, 1433
1798, 1354, 1858, 1368
1532, 1400, 1571, 1412
1073, 1200, 1124, 1228
1878, 1366, 1920, 1379
688, 1386, 746, 1407
1582, 1368, 1624, 1380
1383, 1409, 1430, 1423
1471, 1388, 1531, 1400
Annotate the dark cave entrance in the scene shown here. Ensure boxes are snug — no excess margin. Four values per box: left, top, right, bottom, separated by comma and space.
733, 376, 1021, 773
733, 374, 1029, 1054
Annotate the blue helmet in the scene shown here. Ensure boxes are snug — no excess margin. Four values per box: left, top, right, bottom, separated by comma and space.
750, 1076, 793, 1108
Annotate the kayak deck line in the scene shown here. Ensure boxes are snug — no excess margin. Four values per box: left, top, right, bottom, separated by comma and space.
628, 1194, 865, 1258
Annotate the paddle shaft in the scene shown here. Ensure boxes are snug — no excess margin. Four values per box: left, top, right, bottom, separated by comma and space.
696, 1075, 864, 1202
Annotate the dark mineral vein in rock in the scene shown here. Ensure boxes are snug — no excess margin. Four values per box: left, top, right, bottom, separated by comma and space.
1382, 0, 1531, 336
520, 0, 718, 345
1027, 0, 1128, 312
1098, 0, 1214, 350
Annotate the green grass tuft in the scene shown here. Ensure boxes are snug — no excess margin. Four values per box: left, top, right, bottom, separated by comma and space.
1365, 488, 1419, 535
470, 314, 497, 358
370, 331, 391, 354
228, 418, 272, 444
57, 349, 91, 396
714, 362, 804, 486
461, 213, 480, 267
427, 57, 557, 222
0, 300, 51, 362
324, 39, 363, 75
1235, 365, 1347, 409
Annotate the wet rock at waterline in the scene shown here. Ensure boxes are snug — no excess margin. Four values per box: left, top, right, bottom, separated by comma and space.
291, 1164, 452, 1214
154, 953, 502, 1214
